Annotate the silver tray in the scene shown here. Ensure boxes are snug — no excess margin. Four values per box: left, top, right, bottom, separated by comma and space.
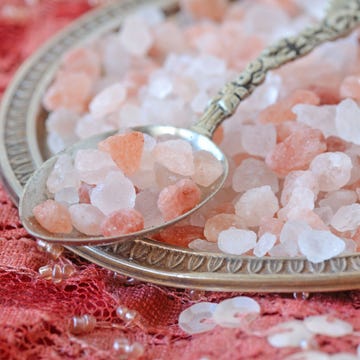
1, 0, 360, 292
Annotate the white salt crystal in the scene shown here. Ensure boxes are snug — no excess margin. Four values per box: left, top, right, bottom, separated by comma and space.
234, 186, 279, 227
188, 239, 220, 252
130, 169, 156, 190
268, 243, 292, 257
310, 152, 352, 192
232, 158, 279, 193
74, 149, 118, 184
241, 124, 277, 158
281, 171, 319, 206
134, 189, 163, 228
294, 104, 337, 137
254, 232, 277, 257
213, 296, 260, 328
330, 204, 360, 232
148, 73, 173, 99
319, 190, 357, 213
335, 98, 360, 145
192, 150, 223, 187
89, 83, 127, 119
345, 146, 360, 185
155, 163, 185, 188
119, 15, 153, 56
278, 187, 315, 221
342, 238, 357, 254
101, 34, 130, 77
298, 229, 345, 263
90, 171, 136, 216
279, 221, 311, 257
75, 113, 116, 140
218, 227, 257, 255
118, 104, 146, 129
69, 203, 105, 236
267, 320, 313, 348
178, 302, 217, 335
46, 154, 80, 194
46, 108, 79, 140
47, 133, 67, 154
331, 354, 359, 360
221, 129, 245, 157
153, 139, 194, 176
54, 187, 79, 205
135, 6, 165, 26
304, 315, 353, 337
190, 91, 210, 114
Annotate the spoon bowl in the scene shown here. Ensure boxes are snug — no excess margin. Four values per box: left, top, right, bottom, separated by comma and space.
20, 125, 228, 245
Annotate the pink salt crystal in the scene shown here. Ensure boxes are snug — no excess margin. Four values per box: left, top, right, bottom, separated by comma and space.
180, 0, 228, 22
241, 124, 277, 158
335, 98, 360, 145
192, 150, 223, 187
90, 171, 136, 216
33, 199, 72, 234
330, 204, 360, 232
74, 149, 117, 184
340, 75, 360, 100
78, 183, 94, 204
204, 213, 246, 243
218, 227, 257, 255
258, 217, 284, 239
151, 225, 204, 247
234, 186, 279, 227
275, 121, 309, 142
89, 83, 127, 118
101, 209, 144, 237
314, 206, 334, 226
188, 239, 219, 252
291, 209, 328, 230
157, 179, 201, 221
150, 20, 188, 59
281, 170, 319, 206
61, 46, 101, 79
43, 72, 92, 113
69, 204, 105, 236
326, 136, 348, 152
98, 132, 144, 176
232, 158, 279, 193
259, 89, 320, 124
278, 187, 315, 222
309, 152, 352, 192
309, 84, 340, 105
46, 154, 79, 194
119, 15, 153, 56
153, 139, 195, 176
265, 128, 326, 178
254, 232, 277, 257
319, 190, 357, 213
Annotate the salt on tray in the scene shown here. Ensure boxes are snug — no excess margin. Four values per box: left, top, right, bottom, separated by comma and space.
39, 0, 360, 263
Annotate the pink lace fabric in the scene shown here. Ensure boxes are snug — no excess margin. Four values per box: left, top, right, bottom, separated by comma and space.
1, 2, 360, 359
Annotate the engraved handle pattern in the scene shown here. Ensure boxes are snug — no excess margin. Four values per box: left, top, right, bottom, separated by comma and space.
191, 0, 360, 138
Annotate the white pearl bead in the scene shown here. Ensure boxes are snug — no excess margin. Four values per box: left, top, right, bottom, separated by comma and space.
212, 296, 260, 328
178, 302, 217, 335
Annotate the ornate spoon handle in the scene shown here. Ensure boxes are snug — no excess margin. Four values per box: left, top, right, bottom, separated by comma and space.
191, 0, 360, 137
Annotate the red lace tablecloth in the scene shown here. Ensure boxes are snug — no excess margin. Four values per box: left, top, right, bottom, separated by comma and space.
1, 2, 360, 359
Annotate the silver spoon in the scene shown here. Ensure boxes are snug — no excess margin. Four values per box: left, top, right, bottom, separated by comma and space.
19, 0, 360, 245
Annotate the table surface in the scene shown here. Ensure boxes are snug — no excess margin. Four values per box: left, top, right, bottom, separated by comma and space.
0, 1, 360, 359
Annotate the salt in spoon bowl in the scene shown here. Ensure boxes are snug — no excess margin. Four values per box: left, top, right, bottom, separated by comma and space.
19, 0, 360, 245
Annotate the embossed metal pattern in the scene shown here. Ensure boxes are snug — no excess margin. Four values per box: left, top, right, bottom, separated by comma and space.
1, 0, 360, 292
